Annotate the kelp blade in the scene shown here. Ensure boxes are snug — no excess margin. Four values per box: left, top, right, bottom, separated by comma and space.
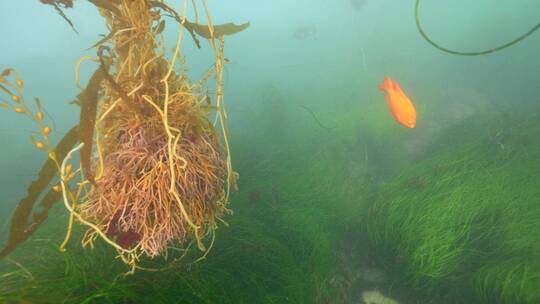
78, 68, 104, 184
0, 126, 79, 259
187, 21, 251, 39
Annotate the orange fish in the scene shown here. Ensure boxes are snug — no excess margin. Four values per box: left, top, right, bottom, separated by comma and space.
378, 77, 417, 128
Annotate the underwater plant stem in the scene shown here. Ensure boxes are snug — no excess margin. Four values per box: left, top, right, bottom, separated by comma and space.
300, 105, 333, 131
94, 82, 144, 180
191, 0, 199, 24
200, 0, 234, 202
154, 0, 204, 250
59, 188, 78, 252
97, 46, 139, 116
217, 95, 233, 204
59, 143, 137, 255
163, 0, 186, 81
75, 56, 98, 89
201, 0, 215, 42
415, 0, 540, 56
60, 170, 91, 251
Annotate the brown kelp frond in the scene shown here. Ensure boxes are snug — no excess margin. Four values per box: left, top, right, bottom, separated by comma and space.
78, 68, 104, 184
48, 0, 239, 272
88, 0, 122, 17
0, 69, 82, 259
148, 0, 250, 48
39, 0, 73, 6
0, 69, 61, 158
187, 21, 250, 39
2, 0, 239, 272
0, 126, 78, 259
39, 0, 78, 33
97, 46, 139, 115
147, 0, 201, 48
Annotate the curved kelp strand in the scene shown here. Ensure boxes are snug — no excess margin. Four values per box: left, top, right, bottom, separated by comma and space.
97, 46, 138, 114
78, 68, 104, 184
0, 126, 79, 259
415, 0, 540, 56
148, 0, 202, 48
39, 0, 78, 34
148, 0, 250, 49
300, 105, 334, 131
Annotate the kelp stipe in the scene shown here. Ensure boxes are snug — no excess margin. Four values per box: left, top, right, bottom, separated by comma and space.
415, 0, 540, 56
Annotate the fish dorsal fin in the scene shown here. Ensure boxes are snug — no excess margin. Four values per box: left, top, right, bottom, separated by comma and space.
391, 79, 402, 92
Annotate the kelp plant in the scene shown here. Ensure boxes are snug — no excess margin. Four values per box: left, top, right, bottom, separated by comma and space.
0, 0, 248, 272
415, 0, 540, 56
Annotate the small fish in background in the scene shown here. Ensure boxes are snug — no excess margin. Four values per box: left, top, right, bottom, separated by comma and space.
378, 76, 417, 128
350, 0, 367, 10
293, 25, 317, 40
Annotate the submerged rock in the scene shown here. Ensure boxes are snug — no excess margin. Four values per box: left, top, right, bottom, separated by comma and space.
361, 290, 399, 304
